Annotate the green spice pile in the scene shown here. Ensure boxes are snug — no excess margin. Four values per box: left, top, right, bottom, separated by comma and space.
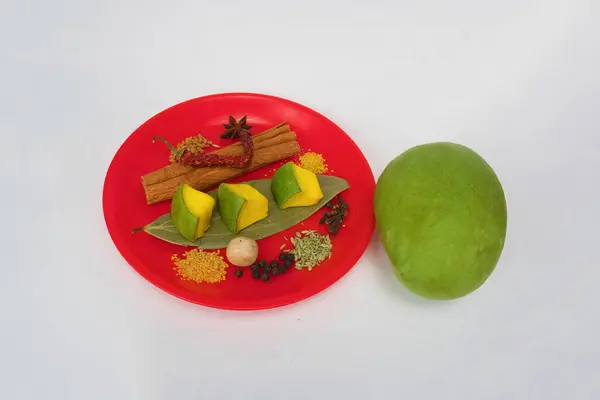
288, 231, 333, 271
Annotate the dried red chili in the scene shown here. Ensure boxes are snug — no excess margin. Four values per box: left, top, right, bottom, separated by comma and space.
153, 129, 254, 168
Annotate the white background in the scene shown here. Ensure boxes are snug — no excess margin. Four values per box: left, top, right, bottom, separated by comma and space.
1, 1, 599, 399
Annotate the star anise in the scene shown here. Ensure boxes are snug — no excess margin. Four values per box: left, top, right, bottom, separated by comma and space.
220, 115, 252, 139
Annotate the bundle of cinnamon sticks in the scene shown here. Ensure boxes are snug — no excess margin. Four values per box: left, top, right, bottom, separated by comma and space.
141, 122, 300, 205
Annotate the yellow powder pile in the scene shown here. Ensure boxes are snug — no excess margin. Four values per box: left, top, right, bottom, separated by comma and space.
297, 152, 328, 174
169, 134, 213, 164
171, 249, 228, 283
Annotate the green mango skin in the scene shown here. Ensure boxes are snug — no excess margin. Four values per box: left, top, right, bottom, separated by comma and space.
170, 185, 199, 242
271, 162, 301, 208
217, 184, 246, 234
374, 142, 507, 300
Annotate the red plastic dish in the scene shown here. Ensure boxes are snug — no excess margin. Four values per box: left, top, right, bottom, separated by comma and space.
103, 93, 375, 310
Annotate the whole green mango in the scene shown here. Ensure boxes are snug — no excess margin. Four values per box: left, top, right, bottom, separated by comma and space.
374, 142, 507, 300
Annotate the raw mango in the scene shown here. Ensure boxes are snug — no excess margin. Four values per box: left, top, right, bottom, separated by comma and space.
218, 183, 268, 233
171, 184, 216, 241
374, 142, 507, 300
271, 162, 324, 208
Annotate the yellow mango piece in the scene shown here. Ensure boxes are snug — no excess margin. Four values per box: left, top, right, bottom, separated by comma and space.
218, 183, 269, 233
284, 164, 324, 207
181, 184, 215, 239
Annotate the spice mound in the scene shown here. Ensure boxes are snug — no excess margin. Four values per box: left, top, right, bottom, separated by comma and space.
288, 231, 332, 271
297, 152, 328, 174
319, 195, 348, 236
169, 134, 212, 164
171, 249, 228, 283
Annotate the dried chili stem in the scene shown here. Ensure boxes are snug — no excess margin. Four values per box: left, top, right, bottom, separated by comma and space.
153, 136, 185, 161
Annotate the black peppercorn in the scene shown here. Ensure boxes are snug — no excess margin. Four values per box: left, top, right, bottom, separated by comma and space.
271, 267, 280, 276
252, 270, 261, 280
261, 272, 270, 282
234, 269, 243, 278
250, 263, 259, 271
270, 260, 279, 269
258, 260, 267, 268
279, 253, 286, 261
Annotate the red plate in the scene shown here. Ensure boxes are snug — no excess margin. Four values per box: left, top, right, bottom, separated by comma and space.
103, 93, 375, 310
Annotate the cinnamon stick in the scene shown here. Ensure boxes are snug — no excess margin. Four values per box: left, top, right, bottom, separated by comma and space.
143, 141, 301, 205
142, 122, 290, 186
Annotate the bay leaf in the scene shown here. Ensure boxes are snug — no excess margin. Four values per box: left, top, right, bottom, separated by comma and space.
139, 176, 350, 249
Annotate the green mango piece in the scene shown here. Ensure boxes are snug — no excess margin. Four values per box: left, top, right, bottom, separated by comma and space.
170, 184, 215, 241
271, 162, 301, 208
217, 183, 268, 233
271, 162, 324, 208
374, 142, 507, 300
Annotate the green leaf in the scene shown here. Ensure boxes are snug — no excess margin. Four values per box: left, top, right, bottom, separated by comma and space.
139, 175, 350, 249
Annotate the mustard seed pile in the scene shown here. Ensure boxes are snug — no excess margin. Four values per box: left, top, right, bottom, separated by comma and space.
297, 152, 328, 174
169, 134, 213, 164
171, 249, 228, 283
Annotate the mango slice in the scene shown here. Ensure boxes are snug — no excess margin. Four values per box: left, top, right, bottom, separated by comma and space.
218, 183, 268, 233
271, 162, 324, 209
170, 184, 216, 241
